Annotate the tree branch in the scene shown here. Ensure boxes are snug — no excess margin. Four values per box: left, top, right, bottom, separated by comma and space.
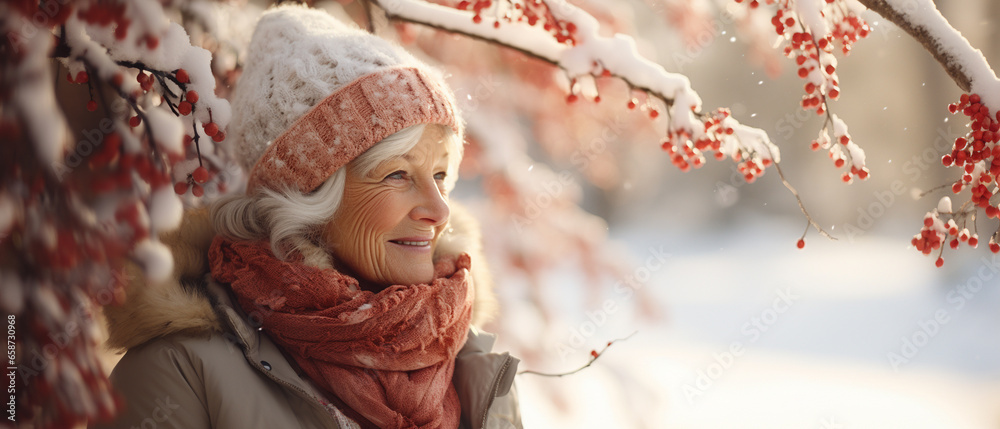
367, 0, 690, 118
858, 0, 984, 93
518, 331, 637, 377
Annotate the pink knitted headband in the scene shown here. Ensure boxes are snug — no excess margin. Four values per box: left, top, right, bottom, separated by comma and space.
246, 66, 460, 193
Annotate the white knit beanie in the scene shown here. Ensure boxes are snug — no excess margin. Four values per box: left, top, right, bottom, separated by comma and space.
229, 5, 461, 193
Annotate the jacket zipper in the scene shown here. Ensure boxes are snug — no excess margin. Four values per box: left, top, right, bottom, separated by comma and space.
479, 354, 513, 429
245, 347, 345, 429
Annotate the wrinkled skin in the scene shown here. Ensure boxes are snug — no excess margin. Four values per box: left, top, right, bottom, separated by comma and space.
323, 125, 451, 290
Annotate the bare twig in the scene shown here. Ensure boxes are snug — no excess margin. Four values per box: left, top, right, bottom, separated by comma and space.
772, 160, 836, 240
917, 182, 954, 198
518, 331, 637, 377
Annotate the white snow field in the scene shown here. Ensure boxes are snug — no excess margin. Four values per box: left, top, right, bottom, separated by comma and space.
500, 218, 1000, 428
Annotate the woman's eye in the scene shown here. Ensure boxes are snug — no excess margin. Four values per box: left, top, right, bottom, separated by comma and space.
384, 170, 406, 181
434, 171, 447, 181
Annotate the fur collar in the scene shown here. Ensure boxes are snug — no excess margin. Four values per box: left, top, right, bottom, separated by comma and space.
102, 203, 496, 352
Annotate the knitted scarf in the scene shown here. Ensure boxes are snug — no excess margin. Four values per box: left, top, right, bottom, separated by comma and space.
208, 236, 474, 429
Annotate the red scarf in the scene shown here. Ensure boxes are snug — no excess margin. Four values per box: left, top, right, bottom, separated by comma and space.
208, 237, 473, 428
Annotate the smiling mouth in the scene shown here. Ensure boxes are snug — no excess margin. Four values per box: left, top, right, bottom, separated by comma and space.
389, 240, 431, 246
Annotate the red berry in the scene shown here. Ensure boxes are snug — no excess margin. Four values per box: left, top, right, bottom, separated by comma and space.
76, 71, 89, 84
589, 350, 599, 358
174, 181, 189, 195
175, 68, 190, 83
797, 68, 808, 78
86, 100, 97, 112
594, 95, 601, 103
923, 217, 934, 227
991, 242, 1000, 253
828, 89, 840, 99
935, 257, 944, 268
192, 166, 209, 184
627, 100, 637, 109
825, 65, 836, 75
472, 14, 482, 24
203, 122, 219, 137
191, 184, 204, 197
115, 20, 129, 40
566, 94, 578, 103
493, 21, 500, 29
178, 101, 192, 116
129, 115, 141, 127
112, 73, 124, 87
796, 239, 805, 249
839, 135, 849, 145
212, 130, 226, 143
186, 90, 199, 104
970, 236, 979, 247
649, 110, 659, 119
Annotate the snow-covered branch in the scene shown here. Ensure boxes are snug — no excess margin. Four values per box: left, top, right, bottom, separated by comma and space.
368, 0, 779, 165
858, 0, 1000, 105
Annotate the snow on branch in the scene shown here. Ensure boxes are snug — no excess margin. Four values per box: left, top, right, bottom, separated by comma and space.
369, 0, 780, 167
857, 0, 1000, 106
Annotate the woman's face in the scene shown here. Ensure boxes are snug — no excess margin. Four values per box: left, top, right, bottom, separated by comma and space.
323, 126, 451, 289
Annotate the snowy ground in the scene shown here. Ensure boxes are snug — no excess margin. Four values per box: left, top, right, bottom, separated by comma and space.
500, 217, 1000, 428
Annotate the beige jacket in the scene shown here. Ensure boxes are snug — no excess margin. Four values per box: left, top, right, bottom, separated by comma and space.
91, 206, 521, 429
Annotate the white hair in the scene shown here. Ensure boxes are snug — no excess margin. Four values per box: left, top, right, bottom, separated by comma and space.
212, 124, 463, 262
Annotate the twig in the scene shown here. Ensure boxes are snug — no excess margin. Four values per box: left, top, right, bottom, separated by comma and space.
917, 182, 953, 198
518, 331, 637, 377
771, 159, 836, 240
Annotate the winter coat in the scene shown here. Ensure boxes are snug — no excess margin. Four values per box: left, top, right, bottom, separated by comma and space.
90, 205, 521, 429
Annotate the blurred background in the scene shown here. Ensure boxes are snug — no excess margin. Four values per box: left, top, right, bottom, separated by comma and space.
448, 1, 1000, 427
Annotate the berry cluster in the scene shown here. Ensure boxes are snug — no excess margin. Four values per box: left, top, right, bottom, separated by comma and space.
2, 1, 237, 426
916, 93, 1000, 265
809, 114, 870, 183
943, 93, 1000, 211
456, 0, 579, 45
657, 108, 773, 182
77, 1, 157, 47
737, 0, 871, 181
912, 196, 994, 268
66, 63, 226, 197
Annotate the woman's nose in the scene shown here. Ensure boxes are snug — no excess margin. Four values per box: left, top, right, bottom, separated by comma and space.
410, 178, 450, 226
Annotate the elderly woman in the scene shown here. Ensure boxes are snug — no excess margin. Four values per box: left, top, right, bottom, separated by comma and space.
94, 5, 520, 429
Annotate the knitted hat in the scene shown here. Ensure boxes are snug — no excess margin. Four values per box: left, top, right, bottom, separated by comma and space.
229, 5, 461, 194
